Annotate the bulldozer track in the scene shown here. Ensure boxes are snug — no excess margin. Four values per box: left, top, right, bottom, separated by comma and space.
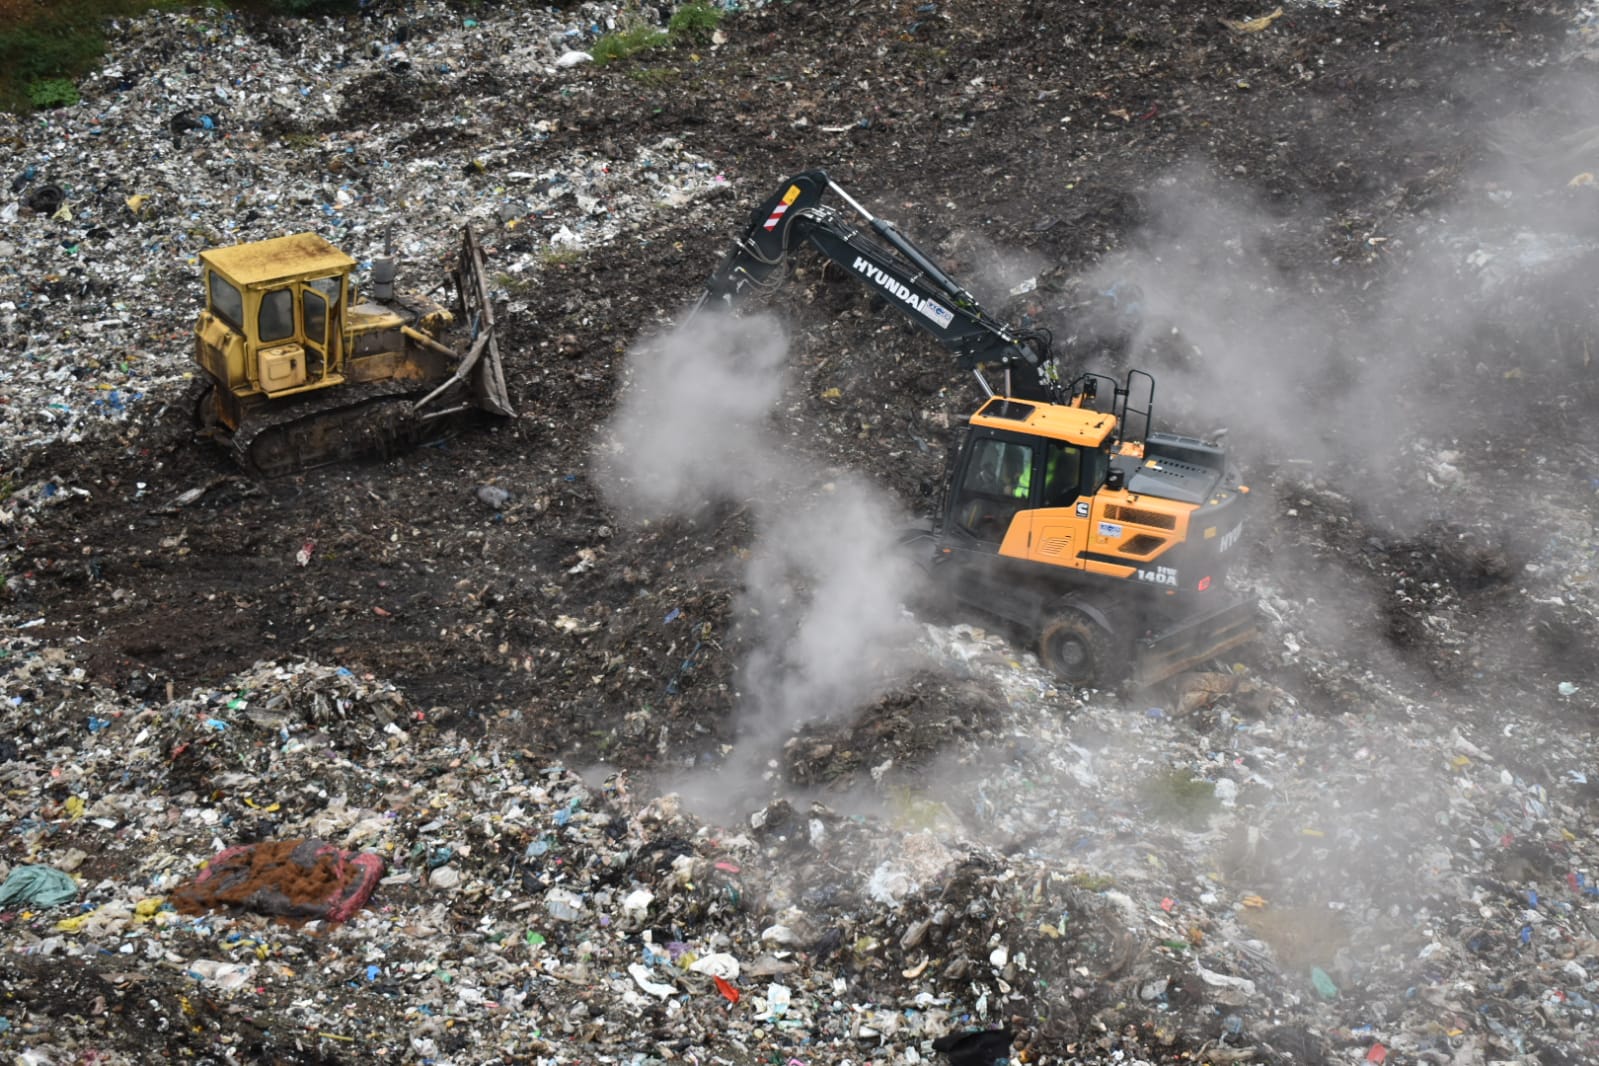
230, 381, 437, 478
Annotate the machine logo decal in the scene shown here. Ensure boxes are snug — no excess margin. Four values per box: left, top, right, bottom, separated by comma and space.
1217, 523, 1243, 554
1075, 501, 1090, 518
851, 256, 954, 328
1137, 565, 1179, 587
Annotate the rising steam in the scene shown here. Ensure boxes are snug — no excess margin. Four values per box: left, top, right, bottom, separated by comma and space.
595, 312, 792, 520
596, 310, 915, 763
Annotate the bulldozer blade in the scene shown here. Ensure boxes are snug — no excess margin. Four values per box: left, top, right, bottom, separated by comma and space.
456, 225, 515, 418
1130, 595, 1259, 691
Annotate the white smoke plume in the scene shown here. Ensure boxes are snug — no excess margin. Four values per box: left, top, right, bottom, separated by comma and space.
736, 478, 916, 748
596, 312, 791, 520
597, 309, 916, 765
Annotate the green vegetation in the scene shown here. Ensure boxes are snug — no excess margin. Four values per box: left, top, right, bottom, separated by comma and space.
1067, 871, 1116, 892
626, 66, 682, 90
667, 1, 724, 44
1, 1, 735, 111
594, 1, 728, 66
1138, 768, 1221, 828
26, 78, 81, 110
539, 247, 584, 268
0, 0, 361, 115
0, 0, 139, 113
592, 25, 671, 65
1, 0, 733, 113
884, 787, 960, 833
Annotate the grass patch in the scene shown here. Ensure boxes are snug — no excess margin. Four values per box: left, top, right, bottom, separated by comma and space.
626, 66, 681, 90
0, 1, 363, 115
539, 247, 584, 268
26, 77, 81, 110
492, 270, 545, 297
3, 1, 729, 110
595, 1, 728, 66
667, 0, 724, 45
592, 25, 670, 65
885, 787, 961, 833
1068, 871, 1116, 892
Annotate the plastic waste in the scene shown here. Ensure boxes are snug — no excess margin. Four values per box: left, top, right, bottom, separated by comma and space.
0, 865, 78, 907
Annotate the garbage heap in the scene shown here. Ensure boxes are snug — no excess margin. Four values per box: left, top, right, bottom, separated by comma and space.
0, 0, 734, 465
3, 628, 1599, 1066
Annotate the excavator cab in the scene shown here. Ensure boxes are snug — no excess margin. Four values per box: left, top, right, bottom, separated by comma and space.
931, 385, 1254, 687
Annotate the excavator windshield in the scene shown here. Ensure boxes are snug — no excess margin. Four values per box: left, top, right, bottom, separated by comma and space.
948, 431, 1114, 542
952, 436, 1034, 540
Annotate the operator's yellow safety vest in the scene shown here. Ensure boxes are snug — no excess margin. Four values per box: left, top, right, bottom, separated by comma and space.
1012, 464, 1032, 498
1012, 447, 1073, 500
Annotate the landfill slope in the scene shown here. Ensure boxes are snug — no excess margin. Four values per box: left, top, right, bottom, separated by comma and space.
3, 1, 1599, 1064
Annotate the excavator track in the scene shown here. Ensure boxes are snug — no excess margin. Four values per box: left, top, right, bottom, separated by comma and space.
229, 381, 449, 478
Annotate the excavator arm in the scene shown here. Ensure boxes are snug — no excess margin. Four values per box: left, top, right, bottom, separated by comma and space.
698, 170, 1056, 391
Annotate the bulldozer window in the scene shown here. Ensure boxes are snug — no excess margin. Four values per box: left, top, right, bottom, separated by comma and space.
259, 288, 295, 344
308, 276, 342, 308
303, 289, 327, 347
208, 273, 243, 330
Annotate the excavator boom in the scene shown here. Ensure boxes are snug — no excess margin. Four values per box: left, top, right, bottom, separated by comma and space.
699, 170, 1050, 386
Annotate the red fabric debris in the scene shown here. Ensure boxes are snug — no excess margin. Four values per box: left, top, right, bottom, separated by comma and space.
172, 839, 384, 924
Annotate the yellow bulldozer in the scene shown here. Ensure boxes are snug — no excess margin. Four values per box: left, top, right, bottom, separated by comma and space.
191, 225, 514, 475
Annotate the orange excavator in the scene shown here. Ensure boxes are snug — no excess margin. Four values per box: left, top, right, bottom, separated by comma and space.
694, 170, 1256, 689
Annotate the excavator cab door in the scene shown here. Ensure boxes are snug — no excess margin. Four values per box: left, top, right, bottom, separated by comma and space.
947, 433, 1036, 547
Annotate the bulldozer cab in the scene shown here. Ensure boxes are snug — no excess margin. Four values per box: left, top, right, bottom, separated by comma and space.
197, 234, 354, 400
